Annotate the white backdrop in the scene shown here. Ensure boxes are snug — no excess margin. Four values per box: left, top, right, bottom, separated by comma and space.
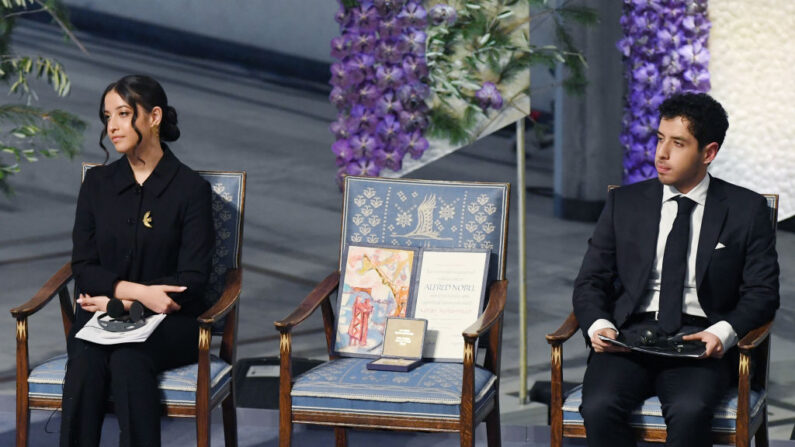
708, 0, 795, 221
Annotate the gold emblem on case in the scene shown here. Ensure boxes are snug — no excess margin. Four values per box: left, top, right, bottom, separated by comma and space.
142, 211, 153, 228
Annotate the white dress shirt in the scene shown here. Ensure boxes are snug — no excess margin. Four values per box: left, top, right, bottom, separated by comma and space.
587, 174, 738, 350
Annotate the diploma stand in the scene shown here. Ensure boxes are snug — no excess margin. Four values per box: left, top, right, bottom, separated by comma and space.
275, 176, 510, 447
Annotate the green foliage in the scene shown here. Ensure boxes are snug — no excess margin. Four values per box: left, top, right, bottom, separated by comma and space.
0, 0, 85, 196
426, 0, 596, 146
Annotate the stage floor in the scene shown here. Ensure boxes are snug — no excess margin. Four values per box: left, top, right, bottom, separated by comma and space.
4, 403, 795, 447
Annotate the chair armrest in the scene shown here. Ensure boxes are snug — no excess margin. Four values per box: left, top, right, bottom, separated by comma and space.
10, 262, 73, 319
737, 320, 773, 352
545, 312, 579, 344
274, 271, 340, 333
463, 280, 507, 340
197, 268, 242, 325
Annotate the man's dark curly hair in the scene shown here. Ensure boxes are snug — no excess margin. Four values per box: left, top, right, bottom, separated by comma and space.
658, 93, 729, 151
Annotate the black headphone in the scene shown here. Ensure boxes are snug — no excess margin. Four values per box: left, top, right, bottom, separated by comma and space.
97, 299, 150, 332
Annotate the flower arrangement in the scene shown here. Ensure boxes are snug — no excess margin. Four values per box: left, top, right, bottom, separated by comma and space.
330, 0, 431, 184
330, 0, 593, 183
617, 0, 711, 184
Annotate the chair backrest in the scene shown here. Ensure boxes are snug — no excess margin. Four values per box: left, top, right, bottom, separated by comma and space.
340, 176, 511, 283
81, 164, 246, 311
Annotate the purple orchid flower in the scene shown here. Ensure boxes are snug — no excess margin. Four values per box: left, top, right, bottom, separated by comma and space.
330, 35, 351, 59
398, 109, 428, 131
335, 7, 351, 28
329, 86, 350, 110
349, 132, 380, 159
475, 82, 503, 111
378, 15, 403, 39
330, 62, 352, 88
350, 105, 379, 133
400, 130, 429, 159
376, 114, 401, 142
332, 139, 355, 166
429, 4, 457, 26
375, 65, 404, 89
356, 83, 380, 107
401, 55, 428, 81
400, 30, 426, 56
397, 2, 427, 28
350, 32, 377, 54
376, 40, 403, 64
329, 115, 356, 140
374, 146, 404, 171
375, 90, 403, 116
345, 53, 375, 83
352, 6, 378, 32
346, 159, 382, 177
397, 83, 430, 110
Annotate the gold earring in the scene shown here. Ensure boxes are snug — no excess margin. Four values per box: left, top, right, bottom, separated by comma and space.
152, 124, 160, 139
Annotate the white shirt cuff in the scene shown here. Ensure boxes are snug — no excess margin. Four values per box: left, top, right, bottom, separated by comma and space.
704, 321, 738, 351
587, 319, 618, 339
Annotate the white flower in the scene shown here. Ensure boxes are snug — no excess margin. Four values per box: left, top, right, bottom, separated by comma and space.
396, 211, 413, 228
439, 203, 456, 220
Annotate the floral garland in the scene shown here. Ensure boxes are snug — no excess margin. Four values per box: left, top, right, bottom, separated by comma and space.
617, 0, 711, 184
330, 0, 431, 185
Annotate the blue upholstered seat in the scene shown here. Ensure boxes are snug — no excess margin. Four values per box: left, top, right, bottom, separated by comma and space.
27, 353, 233, 406
291, 358, 497, 419
561, 384, 766, 433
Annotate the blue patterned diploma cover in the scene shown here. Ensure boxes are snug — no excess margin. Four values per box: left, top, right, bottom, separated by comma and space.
334, 245, 418, 357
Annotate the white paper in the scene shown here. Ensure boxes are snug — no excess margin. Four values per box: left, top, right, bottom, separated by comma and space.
75, 312, 166, 345
412, 251, 488, 360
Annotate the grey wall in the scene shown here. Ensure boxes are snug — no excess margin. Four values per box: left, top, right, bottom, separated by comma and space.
63, 0, 340, 63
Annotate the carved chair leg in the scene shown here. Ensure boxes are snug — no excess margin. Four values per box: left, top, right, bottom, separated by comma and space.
16, 318, 30, 447
197, 327, 212, 447
334, 427, 347, 447
222, 390, 238, 447
279, 332, 293, 447
15, 405, 29, 447
486, 398, 501, 447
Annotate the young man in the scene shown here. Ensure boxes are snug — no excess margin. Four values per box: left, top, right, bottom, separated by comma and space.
573, 93, 779, 447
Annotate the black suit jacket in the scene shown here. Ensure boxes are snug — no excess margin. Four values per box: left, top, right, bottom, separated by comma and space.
71, 146, 214, 324
573, 176, 779, 341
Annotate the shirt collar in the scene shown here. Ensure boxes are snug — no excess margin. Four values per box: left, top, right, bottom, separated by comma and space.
111, 145, 180, 196
662, 173, 710, 206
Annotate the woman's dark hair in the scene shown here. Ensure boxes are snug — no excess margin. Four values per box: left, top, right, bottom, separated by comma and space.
98, 75, 180, 162
658, 92, 728, 151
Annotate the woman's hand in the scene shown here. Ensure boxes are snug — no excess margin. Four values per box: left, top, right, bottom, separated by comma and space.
138, 285, 184, 314
76, 294, 111, 313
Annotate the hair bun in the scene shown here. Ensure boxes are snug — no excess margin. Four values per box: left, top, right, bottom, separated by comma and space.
160, 105, 180, 142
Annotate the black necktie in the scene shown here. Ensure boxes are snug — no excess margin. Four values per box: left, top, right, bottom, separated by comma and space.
658, 196, 697, 334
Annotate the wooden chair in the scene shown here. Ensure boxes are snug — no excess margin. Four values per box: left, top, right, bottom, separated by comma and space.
275, 175, 511, 447
545, 192, 779, 447
11, 164, 246, 447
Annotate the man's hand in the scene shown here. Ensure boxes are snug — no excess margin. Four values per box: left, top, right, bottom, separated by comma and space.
591, 328, 631, 353
682, 331, 724, 358
76, 293, 110, 313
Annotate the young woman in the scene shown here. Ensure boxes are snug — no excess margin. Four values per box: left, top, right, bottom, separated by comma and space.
61, 75, 214, 447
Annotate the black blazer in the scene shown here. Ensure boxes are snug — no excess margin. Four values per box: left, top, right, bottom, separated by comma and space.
71, 146, 214, 323
573, 176, 779, 341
